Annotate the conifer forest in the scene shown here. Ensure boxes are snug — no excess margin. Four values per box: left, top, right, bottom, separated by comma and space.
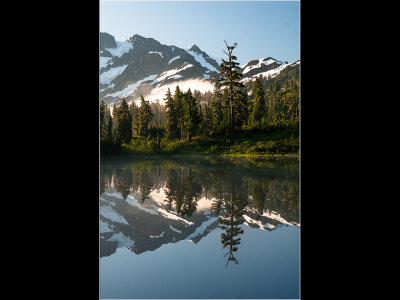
100, 42, 299, 157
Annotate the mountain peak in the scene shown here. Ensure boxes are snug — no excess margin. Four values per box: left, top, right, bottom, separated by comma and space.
262, 57, 276, 62
126, 34, 162, 48
188, 44, 202, 54
127, 34, 144, 42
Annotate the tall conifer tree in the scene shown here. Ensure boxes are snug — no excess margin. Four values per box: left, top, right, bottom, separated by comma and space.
182, 89, 200, 141
164, 88, 178, 140
173, 86, 184, 140
210, 83, 224, 135
116, 99, 132, 144
249, 77, 267, 127
129, 101, 139, 135
218, 41, 244, 131
112, 104, 119, 143
138, 96, 153, 136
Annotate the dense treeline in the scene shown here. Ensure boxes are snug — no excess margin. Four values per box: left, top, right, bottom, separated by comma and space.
100, 42, 299, 156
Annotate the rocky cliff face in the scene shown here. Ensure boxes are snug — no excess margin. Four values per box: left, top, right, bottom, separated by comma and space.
100, 32, 117, 50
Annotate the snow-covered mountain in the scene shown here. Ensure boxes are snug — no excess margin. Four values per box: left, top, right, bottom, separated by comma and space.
100, 185, 299, 258
100, 33, 220, 107
240, 58, 300, 83
99, 32, 300, 107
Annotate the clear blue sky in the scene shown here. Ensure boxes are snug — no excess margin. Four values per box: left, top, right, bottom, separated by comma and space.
100, 1, 300, 65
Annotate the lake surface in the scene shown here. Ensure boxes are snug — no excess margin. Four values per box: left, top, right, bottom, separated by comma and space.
100, 156, 300, 299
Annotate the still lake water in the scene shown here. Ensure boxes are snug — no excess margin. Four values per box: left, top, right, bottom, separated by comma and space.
100, 156, 300, 299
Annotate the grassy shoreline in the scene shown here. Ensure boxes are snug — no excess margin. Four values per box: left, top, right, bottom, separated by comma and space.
101, 128, 299, 159
100, 151, 299, 165
101, 143, 299, 160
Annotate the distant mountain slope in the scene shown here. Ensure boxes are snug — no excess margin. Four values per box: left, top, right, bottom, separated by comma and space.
99, 33, 300, 107
100, 33, 220, 107
241, 58, 300, 83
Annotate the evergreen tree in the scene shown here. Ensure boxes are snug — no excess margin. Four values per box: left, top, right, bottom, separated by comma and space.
106, 106, 113, 139
198, 99, 212, 136
129, 101, 138, 123
115, 99, 133, 144
100, 101, 107, 138
173, 86, 184, 140
138, 96, 153, 136
132, 102, 139, 135
249, 77, 267, 127
210, 83, 225, 135
218, 41, 244, 131
164, 88, 179, 140
112, 104, 120, 143
129, 101, 139, 135
233, 87, 249, 130
274, 77, 281, 92
182, 89, 200, 141
268, 81, 273, 93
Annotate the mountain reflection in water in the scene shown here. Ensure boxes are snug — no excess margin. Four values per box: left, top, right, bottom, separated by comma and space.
100, 156, 299, 266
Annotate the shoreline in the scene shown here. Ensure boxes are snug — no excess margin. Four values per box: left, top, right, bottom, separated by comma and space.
100, 151, 299, 162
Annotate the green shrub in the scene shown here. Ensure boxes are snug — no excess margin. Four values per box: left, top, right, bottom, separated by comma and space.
206, 145, 219, 154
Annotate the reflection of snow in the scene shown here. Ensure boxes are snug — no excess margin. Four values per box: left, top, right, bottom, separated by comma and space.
264, 223, 276, 229
158, 207, 194, 225
243, 215, 267, 231
100, 197, 116, 207
168, 55, 180, 64
262, 210, 299, 227
150, 231, 165, 238
107, 232, 134, 248
100, 220, 113, 233
149, 189, 168, 206
148, 51, 163, 58
126, 194, 158, 215
189, 217, 218, 238
100, 56, 111, 69
100, 204, 128, 225
169, 225, 181, 233
104, 192, 123, 199
196, 197, 215, 212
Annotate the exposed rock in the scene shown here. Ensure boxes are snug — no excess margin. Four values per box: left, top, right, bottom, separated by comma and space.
100, 32, 117, 50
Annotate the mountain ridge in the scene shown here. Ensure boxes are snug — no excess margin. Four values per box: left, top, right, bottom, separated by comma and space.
99, 32, 299, 107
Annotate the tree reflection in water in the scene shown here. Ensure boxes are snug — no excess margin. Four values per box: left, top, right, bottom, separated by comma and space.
164, 166, 202, 217
114, 167, 133, 201
215, 177, 248, 267
100, 157, 299, 266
